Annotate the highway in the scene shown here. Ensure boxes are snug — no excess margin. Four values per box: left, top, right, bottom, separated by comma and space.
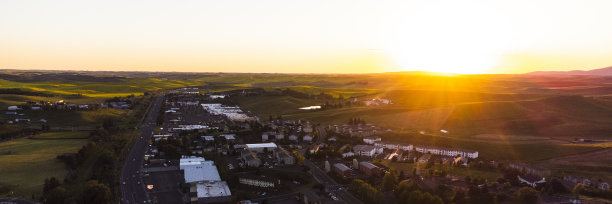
120, 96, 164, 204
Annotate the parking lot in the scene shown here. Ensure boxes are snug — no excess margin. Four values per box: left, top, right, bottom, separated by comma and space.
142, 170, 185, 204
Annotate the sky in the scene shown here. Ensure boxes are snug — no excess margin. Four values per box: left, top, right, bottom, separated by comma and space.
1, 0, 612, 74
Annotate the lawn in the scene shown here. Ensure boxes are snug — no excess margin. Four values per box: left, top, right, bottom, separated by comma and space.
0, 138, 89, 199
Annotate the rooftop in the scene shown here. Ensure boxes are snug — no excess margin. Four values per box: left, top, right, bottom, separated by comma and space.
359, 161, 378, 169
353, 145, 376, 152
333, 163, 351, 172
246, 143, 278, 149
196, 181, 232, 198
180, 156, 211, 169
184, 164, 222, 183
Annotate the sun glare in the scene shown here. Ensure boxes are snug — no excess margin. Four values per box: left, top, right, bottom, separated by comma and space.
384, 1, 514, 74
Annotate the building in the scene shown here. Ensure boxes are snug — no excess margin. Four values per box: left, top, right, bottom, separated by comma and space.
179, 156, 231, 204
246, 143, 278, 153
192, 182, 232, 203
342, 152, 355, 158
518, 174, 546, 188
417, 154, 431, 163
453, 157, 468, 166
220, 134, 236, 141
275, 133, 284, 140
310, 145, 320, 154
599, 182, 610, 191
240, 149, 262, 167
7, 106, 21, 111
302, 135, 313, 142
288, 135, 298, 141
359, 161, 381, 176
153, 134, 172, 141
202, 136, 215, 142
414, 146, 479, 159
333, 163, 352, 178
363, 137, 381, 144
303, 122, 314, 133
353, 145, 378, 157
273, 147, 295, 165
5, 111, 17, 115
261, 133, 269, 141
238, 175, 279, 189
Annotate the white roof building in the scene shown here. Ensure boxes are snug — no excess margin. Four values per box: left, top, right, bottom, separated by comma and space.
195, 181, 231, 198
303, 135, 313, 142
180, 156, 210, 169
7, 106, 20, 111
353, 145, 378, 157
221, 134, 236, 140
184, 164, 221, 183
202, 136, 215, 142
246, 143, 278, 149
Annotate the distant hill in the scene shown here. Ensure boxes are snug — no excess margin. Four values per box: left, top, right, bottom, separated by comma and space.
442, 95, 612, 138
527, 66, 612, 76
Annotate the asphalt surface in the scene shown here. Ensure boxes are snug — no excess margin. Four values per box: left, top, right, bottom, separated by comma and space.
0, 198, 39, 204
120, 96, 164, 204
304, 125, 363, 204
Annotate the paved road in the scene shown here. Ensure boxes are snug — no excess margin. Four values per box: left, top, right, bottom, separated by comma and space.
315, 126, 326, 144
302, 159, 363, 204
302, 126, 363, 204
120, 96, 164, 204
0, 198, 38, 204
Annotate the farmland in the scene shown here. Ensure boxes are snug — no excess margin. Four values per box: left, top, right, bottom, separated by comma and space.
0, 136, 89, 198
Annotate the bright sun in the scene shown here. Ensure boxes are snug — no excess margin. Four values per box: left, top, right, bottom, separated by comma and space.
384, 1, 513, 74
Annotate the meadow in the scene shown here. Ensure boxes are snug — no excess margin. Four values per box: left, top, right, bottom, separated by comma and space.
0, 136, 89, 199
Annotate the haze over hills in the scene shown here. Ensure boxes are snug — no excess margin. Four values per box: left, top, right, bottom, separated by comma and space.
527, 66, 612, 76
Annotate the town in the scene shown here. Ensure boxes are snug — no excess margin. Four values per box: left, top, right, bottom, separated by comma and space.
112, 88, 610, 204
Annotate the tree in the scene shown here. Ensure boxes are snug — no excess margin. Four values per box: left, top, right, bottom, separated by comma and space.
82, 180, 111, 204
295, 152, 305, 164
44, 186, 68, 204
517, 187, 538, 204
43, 177, 61, 193
395, 180, 419, 197
543, 178, 569, 195
382, 171, 398, 192
398, 170, 405, 181
572, 183, 585, 195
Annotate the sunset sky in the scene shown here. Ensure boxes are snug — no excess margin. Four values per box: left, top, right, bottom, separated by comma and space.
2, 0, 612, 74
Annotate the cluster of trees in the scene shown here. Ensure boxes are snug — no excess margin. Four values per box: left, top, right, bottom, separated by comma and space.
43, 96, 152, 203
349, 179, 383, 204
42, 178, 111, 204
0, 88, 53, 96
347, 117, 367, 125
395, 181, 444, 204
0, 123, 36, 140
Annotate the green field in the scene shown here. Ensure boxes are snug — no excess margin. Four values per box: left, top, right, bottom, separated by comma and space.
0, 108, 126, 129
0, 137, 89, 199
32, 131, 90, 139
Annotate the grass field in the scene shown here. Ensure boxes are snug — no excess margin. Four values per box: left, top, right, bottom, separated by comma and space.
0, 137, 89, 199
0, 108, 126, 129
32, 131, 90, 139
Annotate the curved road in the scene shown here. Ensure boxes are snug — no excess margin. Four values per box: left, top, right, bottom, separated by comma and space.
120, 96, 164, 204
